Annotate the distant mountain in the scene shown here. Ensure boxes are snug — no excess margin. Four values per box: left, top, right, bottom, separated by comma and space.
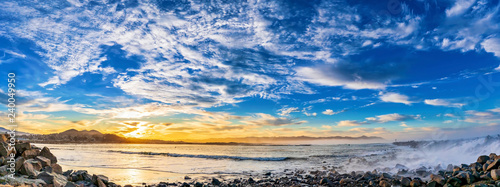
0, 126, 30, 136
23, 129, 186, 144
22, 129, 384, 145
57, 129, 103, 136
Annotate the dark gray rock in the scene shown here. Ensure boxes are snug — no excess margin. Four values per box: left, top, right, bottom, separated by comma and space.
211, 178, 221, 185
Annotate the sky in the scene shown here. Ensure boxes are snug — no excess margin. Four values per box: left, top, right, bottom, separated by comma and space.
1, 0, 500, 143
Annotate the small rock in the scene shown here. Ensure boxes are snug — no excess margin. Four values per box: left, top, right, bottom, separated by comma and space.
211, 178, 221, 185
339, 178, 353, 185
320, 178, 333, 186
184, 176, 191, 180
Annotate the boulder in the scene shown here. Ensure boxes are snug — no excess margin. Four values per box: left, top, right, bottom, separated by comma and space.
96, 178, 106, 187
484, 163, 490, 172
447, 177, 462, 187
15, 156, 25, 172
320, 178, 333, 186
380, 172, 392, 180
64, 182, 78, 187
487, 159, 500, 171
0, 134, 7, 142
62, 170, 73, 176
92, 174, 109, 184
26, 159, 43, 171
0, 165, 8, 175
492, 169, 500, 180
20, 160, 37, 177
51, 163, 63, 174
15, 142, 31, 155
22, 149, 40, 159
40, 147, 57, 164
478, 155, 490, 164
37, 171, 69, 187
69, 170, 92, 182
339, 178, 353, 185
0, 144, 15, 157
410, 179, 422, 187
465, 171, 477, 184
430, 174, 445, 185
490, 153, 497, 159
379, 180, 391, 187
35, 156, 51, 167
470, 162, 482, 172
427, 181, 441, 187
401, 177, 411, 187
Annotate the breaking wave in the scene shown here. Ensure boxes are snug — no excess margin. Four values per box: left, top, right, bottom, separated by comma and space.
107, 150, 303, 161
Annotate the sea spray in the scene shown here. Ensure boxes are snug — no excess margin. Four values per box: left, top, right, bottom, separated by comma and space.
343, 135, 500, 174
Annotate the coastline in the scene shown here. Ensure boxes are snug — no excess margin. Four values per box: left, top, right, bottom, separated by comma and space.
1, 138, 500, 187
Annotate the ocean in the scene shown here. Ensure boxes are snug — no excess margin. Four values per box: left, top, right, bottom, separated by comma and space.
33, 135, 500, 185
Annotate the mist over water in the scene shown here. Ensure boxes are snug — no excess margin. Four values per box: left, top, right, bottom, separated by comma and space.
34, 135, 500, 185
345, 135, 500, 174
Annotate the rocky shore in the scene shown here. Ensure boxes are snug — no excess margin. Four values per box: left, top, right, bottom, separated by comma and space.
1, 137, 500, 187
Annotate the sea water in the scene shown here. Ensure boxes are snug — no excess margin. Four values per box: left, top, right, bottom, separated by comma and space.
34, 135, 500, 185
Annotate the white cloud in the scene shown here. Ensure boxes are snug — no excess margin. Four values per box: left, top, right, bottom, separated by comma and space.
278, 107, 299, 116
242, 113, 307, 126
296, 66, 387, 90
424, 99, 465, 108
379, 92, 415, 105
322, 109, 341, 115
481, 38, 500, 58
337, 120, 362, 127
446, 0, 476, 17
368, 113, 421, 123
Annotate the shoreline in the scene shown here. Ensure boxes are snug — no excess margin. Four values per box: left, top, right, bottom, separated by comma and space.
1, 139, 500, 187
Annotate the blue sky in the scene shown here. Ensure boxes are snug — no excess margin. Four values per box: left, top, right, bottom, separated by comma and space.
1, 0, 500, 142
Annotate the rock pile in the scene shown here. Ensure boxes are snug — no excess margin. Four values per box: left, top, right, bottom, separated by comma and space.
0, 135, 118, 187
148, 154, 500, 187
